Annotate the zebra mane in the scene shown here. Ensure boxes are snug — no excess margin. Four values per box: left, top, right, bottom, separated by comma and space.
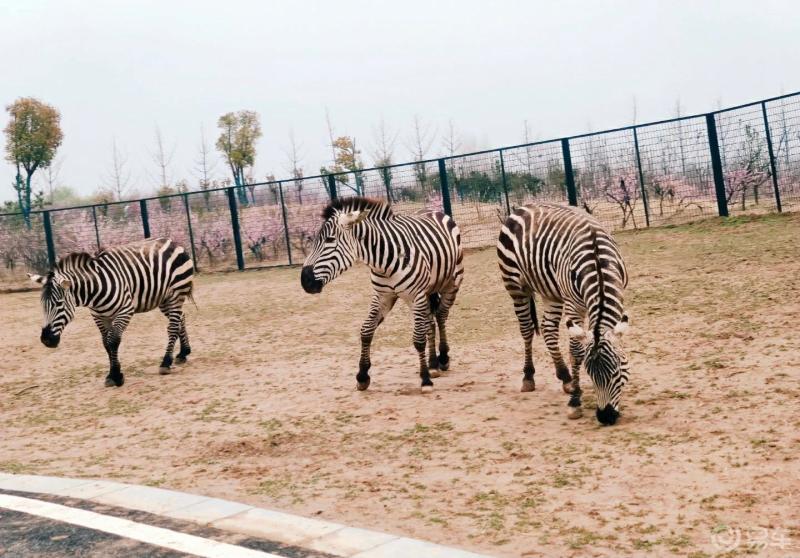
54, 251, 95, 272
590, 227, 605, 344
321, 197, 392, 221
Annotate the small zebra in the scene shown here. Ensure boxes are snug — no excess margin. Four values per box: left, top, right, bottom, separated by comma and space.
28, 238, 194, 387
301, 197, 464, 392
497, 202, 630, 425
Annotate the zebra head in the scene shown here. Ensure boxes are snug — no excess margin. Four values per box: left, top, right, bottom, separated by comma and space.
301, 203, 369, 294
28, 272, 76, 348
569, 317, 630, 425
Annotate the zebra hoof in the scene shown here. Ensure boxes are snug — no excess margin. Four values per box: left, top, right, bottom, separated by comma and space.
175, 356, 187, 365
356, 379, 370, 391
567, 407, 583, 420
521, 379, 535, 392
421, 385, 434, 394
439, 361, 450, 372
429, 369, 441, 378
105, 375, 124, 387
159, 367, 172, 375
562, 383, 574, 394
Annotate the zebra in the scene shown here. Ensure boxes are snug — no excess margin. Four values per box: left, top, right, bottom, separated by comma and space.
28, 237, 194, 388
301, 196, 464, 392
496, 202, 630, 425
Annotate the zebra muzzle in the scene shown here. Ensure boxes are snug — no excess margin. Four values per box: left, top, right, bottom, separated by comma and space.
300, 266, 324, 294
40, 326, 61, 348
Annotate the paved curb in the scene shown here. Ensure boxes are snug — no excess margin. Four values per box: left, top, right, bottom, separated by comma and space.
0, 473, 496, 558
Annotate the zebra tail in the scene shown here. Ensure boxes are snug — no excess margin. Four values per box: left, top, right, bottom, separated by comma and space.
529, 296, 540, 336
429, 293, 441, 314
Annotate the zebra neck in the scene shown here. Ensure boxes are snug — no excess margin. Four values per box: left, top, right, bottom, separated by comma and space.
353, 220, 396, 274
62, 269, 99, 308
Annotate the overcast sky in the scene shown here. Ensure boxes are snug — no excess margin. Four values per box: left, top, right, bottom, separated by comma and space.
2, 0, 799, 202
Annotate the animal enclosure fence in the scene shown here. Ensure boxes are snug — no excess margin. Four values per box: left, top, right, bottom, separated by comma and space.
2, 91, 800, 285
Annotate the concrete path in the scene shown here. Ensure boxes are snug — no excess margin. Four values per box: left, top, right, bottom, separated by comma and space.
0, 474, 496, 558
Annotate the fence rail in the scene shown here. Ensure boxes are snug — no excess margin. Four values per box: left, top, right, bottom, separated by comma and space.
2, 90, 800, 285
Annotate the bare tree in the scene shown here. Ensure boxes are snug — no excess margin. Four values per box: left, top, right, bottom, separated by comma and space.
631, 96, 638, 125
151, 125, 175, 191
283, 130, 305, 204
194, 124, 217, 190
371, 117, 399, 201
105, 137, 132, 201
37, 154, 63, 204
441, 119, 462, 158
406, 115, 436, 191
674, 99, 687, 176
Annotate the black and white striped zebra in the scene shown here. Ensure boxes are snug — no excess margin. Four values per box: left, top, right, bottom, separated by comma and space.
497, 202, 630, 425
28, 238, 194, 387
301, 197, 464, 392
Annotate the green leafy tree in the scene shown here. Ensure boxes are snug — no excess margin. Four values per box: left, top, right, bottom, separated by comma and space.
4, 97, 63, 227
320, 136, 365, 196
216, 110, 261, 205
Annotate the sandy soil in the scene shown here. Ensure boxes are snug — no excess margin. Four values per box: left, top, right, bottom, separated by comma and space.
1, 212, 799, 557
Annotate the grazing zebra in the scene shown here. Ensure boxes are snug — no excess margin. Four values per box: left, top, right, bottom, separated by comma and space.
301, 196, 464, 392
28, 238, 194, 387
497, 203, 630, 425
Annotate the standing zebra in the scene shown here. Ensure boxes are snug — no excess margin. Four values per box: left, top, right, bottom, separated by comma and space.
28, 238, 194, 387
497, 203, 630, 425
301, 196, 464, 392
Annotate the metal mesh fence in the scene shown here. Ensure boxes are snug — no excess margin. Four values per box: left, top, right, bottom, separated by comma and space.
716, 105, 778, 215
765, 96, 800, 212
0, 212, 48, 286
2, 91, 799, 287
635, 116, 714, 227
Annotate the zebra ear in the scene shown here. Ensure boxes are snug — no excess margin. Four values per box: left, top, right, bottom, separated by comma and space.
614, 315, 629, 336
27, 273, 47, 285
339, 209, 370, 229
567, 324, 587, 339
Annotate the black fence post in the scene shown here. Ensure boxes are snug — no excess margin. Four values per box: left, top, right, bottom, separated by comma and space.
91, 205, 101, 250
277, 182, 293, 265
632, 127, 651, 227
327, 174, 338, 200
437, 159, 453, 217
561, 138, 578, 207
499, 149, 511, 215
139, 199, 151, 238
226, 186, 245, 271
42, 210, 56, 268
182, 193, 198, 270
761, 102, 782, 213
705, 114, 729, 217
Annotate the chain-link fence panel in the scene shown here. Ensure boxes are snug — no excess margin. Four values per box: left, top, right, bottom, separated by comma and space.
634, 116, 715, 226
49, 206, 100, 257
501, 141, 568, 210
0, 212, 48, 287
94, 200, 146, 251
765, 96, 800, 212
715, 105, 778, 215
446, 151, 505, 248
569, 131, 645, 231
184, 188, 238, 272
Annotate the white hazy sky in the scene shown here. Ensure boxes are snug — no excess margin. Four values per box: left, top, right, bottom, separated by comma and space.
2, 0, 799, 202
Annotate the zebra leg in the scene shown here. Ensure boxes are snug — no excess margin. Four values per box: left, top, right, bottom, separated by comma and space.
175, 314, 191, 364
356, 293, 397, 391
540, 300, 573, 393
435, 288, 459, 372
159, 301, 183, 375
427, 315, 440, 378
412, 293, 434, 392
566, 336, 586, 419
103, 311, 132, 387
508, 291, 537, 392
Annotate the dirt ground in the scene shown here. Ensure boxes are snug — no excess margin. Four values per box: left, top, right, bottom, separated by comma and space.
1, 213, 799, 557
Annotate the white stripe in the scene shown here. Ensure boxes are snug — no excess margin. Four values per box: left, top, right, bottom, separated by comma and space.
0, 493, 282, 558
